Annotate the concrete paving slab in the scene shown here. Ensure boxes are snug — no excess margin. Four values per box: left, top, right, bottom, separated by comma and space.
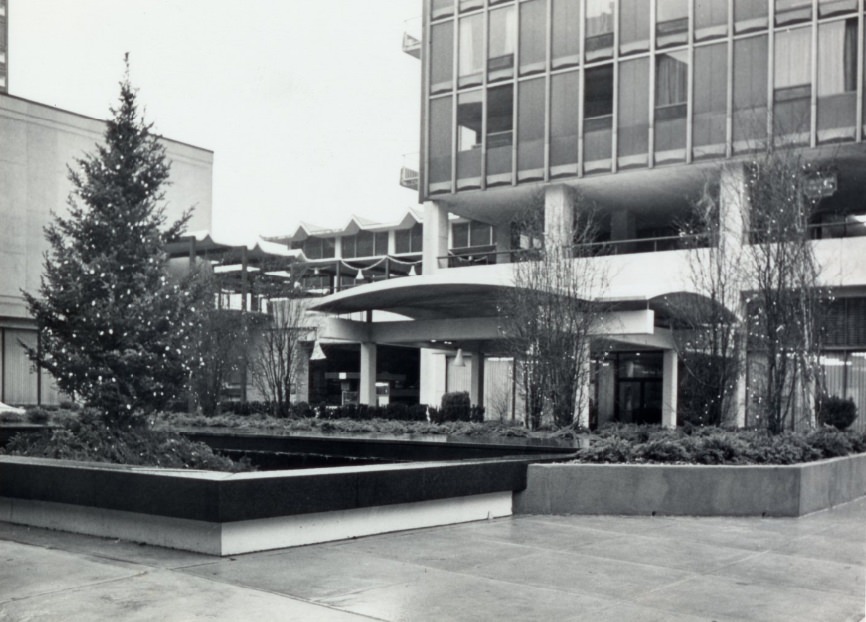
0, 496, 863, 622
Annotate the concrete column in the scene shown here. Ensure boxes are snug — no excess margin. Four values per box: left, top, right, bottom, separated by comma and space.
469, 350, 485, 408
422, 200, 449, 275
544, 185, 575, 252
662, 349, 678, 429
493, 222, 512, 264
611, 209, 636, 254
420, 348, 447, 407
359, 342, 377, 406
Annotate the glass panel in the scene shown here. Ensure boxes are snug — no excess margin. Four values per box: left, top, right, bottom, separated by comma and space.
693, 42, 728, 156
819, 0, 857, 17
817, 19, 857, 141
618, 58, 650, 165
429, 96, 453, 189
356, 231, 374, 257
657, 0, 689, 48
487, 84, 514, 181
550, 71, 580, 173
655, 51, 689, 158
733, 35, 768, 149
848, 352, 866, 432
517, 77, 545, 177
584, 64, 613, 166
410, 223, 423, 252
322, 237, 336, 259
395, 230, 411, 254
734, 0, 768, 32
452, 222, 470, 247
489, 7, 516, 82
618, 352, 664, 377
432, 0, 455, 20
457, 90, 483, 186
341, 236, 356, 259
586, 0, 615, 61
774, 27, 811, 140
460, 0, 484, 12
821, 352, 847, 400
431, 22, 454, 94
520, 0, 546, 75
458, 14, 484, 88
4, 329, 38, 405
620, 0, 651, 55
471, 221, 493, 245
552, 0, 580, 68
775, 0, 812, 25
695, 0, 729, 41
374, 232, 389, 255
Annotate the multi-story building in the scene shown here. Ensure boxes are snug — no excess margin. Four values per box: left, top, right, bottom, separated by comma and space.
305, 0, 866, 431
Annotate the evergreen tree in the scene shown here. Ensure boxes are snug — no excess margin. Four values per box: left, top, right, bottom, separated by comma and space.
23, 58, 204, 425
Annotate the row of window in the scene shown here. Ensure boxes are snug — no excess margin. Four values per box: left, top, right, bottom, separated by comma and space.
290, 222, 497, 260
429, 0, 862, 95
427, 20, 864, 193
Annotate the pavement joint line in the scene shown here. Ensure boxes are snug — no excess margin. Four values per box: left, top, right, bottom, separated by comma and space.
0, 566, 150, 606
171, 566, 389, 622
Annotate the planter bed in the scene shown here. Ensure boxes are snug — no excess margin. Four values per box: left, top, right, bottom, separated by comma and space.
0, 441, 569, 555
514, 453, 866, 517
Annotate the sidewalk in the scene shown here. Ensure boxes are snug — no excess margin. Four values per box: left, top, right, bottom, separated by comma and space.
1, 497, 864, 621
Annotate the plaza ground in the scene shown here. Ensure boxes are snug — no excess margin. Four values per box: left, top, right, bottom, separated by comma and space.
1, 498, 864, 621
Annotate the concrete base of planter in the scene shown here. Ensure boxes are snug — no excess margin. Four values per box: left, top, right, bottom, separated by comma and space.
0, 492, 511, 556
514, 454, 866, 517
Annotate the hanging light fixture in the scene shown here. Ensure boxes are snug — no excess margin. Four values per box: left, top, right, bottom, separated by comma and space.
408, 264, 417, 276
355, 268, 365, 281
453, 348, 465, 368
313, 267, 320, 276
311, 340, 327, 361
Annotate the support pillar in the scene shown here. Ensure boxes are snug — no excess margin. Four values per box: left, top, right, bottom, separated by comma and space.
422, 200, 449, 275
611, 210, 636, 253
544, 185, 575, 251
469, 350, 485, 410
662, 349, 678, 429
359, 342, 377, 406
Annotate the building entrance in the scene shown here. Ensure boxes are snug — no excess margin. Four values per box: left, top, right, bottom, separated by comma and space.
615, 352, 663, 424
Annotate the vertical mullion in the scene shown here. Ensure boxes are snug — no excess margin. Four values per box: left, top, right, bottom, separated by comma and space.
451, 15, 459, 193
810, 0, 818, 148
726, 0, 734, 157
578, 0, 586, 176
544, 0, 552, 181
649, 0, 657, 167
611, 0, 620, 172
512, 4, 520, 185
686, 0, 695, 163
482, 8, 489, 190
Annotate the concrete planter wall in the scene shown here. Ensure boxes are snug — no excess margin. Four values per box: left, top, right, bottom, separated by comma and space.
514, 453, 866, 517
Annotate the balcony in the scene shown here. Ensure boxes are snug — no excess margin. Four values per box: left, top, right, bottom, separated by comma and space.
400, 152, 419, 190
402, 18, 421, 59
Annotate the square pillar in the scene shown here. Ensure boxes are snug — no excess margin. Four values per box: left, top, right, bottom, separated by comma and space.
662, 349, 678, 429
422, 200, 449, 275
359, 342, 377, 406
544, 185, 575, 251
469, 350, 485, 408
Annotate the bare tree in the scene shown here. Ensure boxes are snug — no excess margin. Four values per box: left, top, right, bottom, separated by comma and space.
741, 148, 827, 433
248, 274, 311, 418
499, 193, 608, 430
670, 177, 745, 426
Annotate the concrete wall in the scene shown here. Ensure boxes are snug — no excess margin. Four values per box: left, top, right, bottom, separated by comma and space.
0, 93, 213, 321
514, 454, 866, 517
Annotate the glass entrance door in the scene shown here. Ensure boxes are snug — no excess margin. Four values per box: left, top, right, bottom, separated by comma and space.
615, 352, 663, 424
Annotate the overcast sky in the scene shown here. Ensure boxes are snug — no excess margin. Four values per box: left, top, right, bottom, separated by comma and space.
10, 0, 421, 242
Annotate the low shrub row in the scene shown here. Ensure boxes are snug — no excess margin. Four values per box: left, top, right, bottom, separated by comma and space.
576, 424, 866, 465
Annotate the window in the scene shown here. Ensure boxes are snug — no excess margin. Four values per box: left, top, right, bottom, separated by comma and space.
356, 231, 374, 257
695, 0, 728, 40
774, 27, 811, 139
620, 0, 651, 55
428, 96, 453, 190
431, 0, 454, 20
734, 0, 767, 32
519, 0, 546, 75
819, 0, 857, 17
395, 224, 423, 254
655, 51, 689, 157
552, 0, 580, 68
303, 236, 335, 260
618, 58, 650, 165
460, 0, 483, 12
458, 14, 484, 88
818, 19, 858, 140
775, 0, 812, 25
452, 222, 470, 247
430, 22, 454, 94
487, 84, 514, 181
518, 78, 545, 178
733, 35, 768, 149
584, 65, 613, 166
585, 0, 615, 61
452, 221, 493, 248
657, 0, 689, 48
457, 90, 483, 186
489, 7, 516, 82
693, 42, 728, 156
550, 71, 580, 174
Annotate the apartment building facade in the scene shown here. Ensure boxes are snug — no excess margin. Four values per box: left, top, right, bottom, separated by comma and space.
306, 0, 866, 431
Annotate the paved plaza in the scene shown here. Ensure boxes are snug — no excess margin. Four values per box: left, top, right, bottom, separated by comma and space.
1, 497, 864, 621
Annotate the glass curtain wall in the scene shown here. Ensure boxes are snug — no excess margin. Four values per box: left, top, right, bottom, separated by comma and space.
733, 35, 768, 151
550, 71, 580, 177
552, 0, 581, 69
487, 84, 514, 184
695, 0, 729, 41
584, 64, 614, 169
519, 0, 546, 75
585, 0, 615, 61
655, 51, 689, 161
819, 0, 858, 17
773, 27, 811, 142
489, 6, 516, 82
776, 0, 812, 25
657, 0, 690, 48
457, 90, 483, 189
429, 96, 453, 192
618, 58, 650, 167
518, 78, 545, 180
458, 14, 484, 88
620, 0, 651, 55
693, 42, 728, 157
734, 0, 768, 32
431, 21, 454, 94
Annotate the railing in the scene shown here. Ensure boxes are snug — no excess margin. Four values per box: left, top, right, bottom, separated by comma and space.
438, 232, 714, 269
400, 152, 420, 190
402, 18, 421, 59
